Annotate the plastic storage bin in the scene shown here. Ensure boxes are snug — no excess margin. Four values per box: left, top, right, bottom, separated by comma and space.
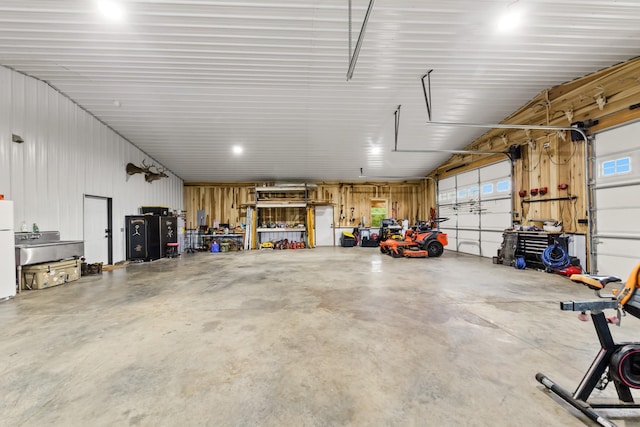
22, 259, 81, 290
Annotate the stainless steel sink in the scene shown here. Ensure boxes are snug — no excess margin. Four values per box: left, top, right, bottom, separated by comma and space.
15, 240, 84, 267
14, 231, 85, 294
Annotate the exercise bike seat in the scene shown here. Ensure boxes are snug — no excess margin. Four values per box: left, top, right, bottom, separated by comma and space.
570, 274, 622, 290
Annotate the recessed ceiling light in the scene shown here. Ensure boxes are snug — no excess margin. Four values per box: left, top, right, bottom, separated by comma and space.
371, 146, 381, 155
98, 0, 125, 22
497, 8, 522, 32
232, 146, 243, 155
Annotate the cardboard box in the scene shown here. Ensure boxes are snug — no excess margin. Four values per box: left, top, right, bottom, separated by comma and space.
22, 259, 81, 290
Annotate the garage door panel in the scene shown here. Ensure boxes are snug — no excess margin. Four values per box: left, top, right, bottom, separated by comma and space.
481, 230, 503, 258
595, 187, 640, 235
440, 228, 456, 237
480, 198, 511, 230
438, 160, 511, 257
439, 205, 457, 217
595, 125, 640, 156
480, 161, 510, 181
482, 198, 511, 213
439, 177, 456, 191
594, 122, 640, 275
458, 230, 480, 256
446, 236, 458, 252
596, 208, 640, 235
596, 238, 640, 275
457, 170, 479, 187
457, 212, 479, 228
481, 213, 511, 231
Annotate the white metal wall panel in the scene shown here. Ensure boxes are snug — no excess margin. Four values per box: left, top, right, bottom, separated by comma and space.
0, 66, 184, 263
0, 67, 11, 192
594, 122, 640, 275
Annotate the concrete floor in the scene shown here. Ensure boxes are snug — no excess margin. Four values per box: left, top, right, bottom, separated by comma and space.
2, 247, 640, 427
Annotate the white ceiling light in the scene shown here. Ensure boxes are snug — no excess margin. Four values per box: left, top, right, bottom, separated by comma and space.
232, 146, 243, 155
497, 4, 522, 32
98, 0, 125, 22
370, 146, 381, 155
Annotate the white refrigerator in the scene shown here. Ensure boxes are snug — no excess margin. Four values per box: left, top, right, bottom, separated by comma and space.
0, 200, 16, 300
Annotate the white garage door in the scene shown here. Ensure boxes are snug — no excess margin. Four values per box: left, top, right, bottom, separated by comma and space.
438, 161, 512, 258
593, 122, 640, 275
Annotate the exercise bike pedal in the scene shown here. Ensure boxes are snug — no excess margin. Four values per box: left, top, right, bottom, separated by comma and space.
596, 371, 610, 391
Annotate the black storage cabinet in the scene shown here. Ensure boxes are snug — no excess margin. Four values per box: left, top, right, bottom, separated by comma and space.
500, 231, 568, 270
126, 215, 177, 261
340, 232, 356, 247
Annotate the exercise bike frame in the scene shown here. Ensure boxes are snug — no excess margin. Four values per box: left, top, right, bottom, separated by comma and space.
537, 295, 640, 426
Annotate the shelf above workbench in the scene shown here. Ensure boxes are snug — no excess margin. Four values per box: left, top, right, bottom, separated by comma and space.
255, 185, 308, 193
255, 202, 307, 208
257, 228, 306, 232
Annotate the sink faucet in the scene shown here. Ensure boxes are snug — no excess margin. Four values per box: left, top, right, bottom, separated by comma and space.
20, 233, 42, 240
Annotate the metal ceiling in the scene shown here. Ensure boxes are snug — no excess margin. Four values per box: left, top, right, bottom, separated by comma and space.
1, 0, 639, 182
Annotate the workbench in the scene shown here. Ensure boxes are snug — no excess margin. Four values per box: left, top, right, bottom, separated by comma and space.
501, 230, 567, 269
186, 230, 244, 251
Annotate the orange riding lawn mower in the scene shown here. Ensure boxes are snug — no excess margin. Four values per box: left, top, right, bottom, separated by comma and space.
379, 218, 449, 258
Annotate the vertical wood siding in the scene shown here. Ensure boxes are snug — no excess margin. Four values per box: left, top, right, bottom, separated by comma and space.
184, 181, 431, 231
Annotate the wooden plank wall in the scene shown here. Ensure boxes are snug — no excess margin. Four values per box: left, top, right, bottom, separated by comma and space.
430, 57, 640, 235
183, 184, 254, 228
184, 181, 432, 230
314, 181, 429, 228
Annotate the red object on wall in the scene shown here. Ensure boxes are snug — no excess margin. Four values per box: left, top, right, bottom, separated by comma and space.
558, 183, 569, 190
530, 188, 539, 196
539, 187, 548, 195
519, 190, 527, 197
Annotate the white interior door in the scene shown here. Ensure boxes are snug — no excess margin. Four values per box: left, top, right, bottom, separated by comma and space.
315, 206, 334, 246
84, 196, 109, 264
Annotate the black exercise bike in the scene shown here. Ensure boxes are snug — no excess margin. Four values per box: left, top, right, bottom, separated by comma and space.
537, 263, 640, 427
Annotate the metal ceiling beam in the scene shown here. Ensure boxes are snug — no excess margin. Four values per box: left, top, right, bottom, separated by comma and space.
394, 104, 401, 151
347, 0, 376, 81
421, 70, 433, 121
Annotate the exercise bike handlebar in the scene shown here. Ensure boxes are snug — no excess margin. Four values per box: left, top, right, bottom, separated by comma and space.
560, 299, 619, 312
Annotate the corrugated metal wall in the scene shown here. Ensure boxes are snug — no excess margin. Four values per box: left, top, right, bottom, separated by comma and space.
0, 66, 183, 262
